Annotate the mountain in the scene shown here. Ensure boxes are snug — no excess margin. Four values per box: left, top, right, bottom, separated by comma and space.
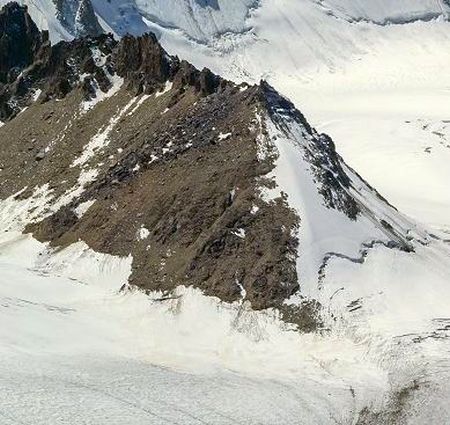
0, 2, 425, 323
3, 0, 450, 231
1, 3, 450, 424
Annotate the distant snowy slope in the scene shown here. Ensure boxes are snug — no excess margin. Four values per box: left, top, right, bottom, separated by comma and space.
90, 0, 149, 37
320, 0, 449, 23
6, 0, 449, 48
133, 0, 258, 41
0, 0, 259, 42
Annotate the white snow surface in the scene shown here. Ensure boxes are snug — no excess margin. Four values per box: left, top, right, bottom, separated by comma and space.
320, 0, 449, 23
1, 172, 450, 422
137, 226, 150, 240
74, 94, 138, 167
154, 80, 173, 97
133, 0, 258, 42
81, 70, 124, 113
74, 199, 96, 218
91, 0, 150, 37
0, 206, 384, 424
260, 109, 427, 296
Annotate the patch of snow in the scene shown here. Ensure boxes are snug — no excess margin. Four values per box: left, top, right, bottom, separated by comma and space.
90, 46, 107, 67
32, 89, 42, 102
73, 96, 138, 168
81, 73, 124, 113
0, 186, 52, 232
250, 205, 259, 214
155, 81, 173, 98
218, 131, 232, 141
74, 199, 96, 218
162, 141, 173, 154
127, 94, 150, 116
137, 226, 150, 241
148, 155, 158, 164
235, 278, 247, 300
50, 169, 99, 215
231, 228, 246, 239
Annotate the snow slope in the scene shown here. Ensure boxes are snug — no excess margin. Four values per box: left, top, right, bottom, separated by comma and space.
0, 216, 383, 424
319, 0, 449, 23
91, 0, 149, 37
133, 0, 258, 42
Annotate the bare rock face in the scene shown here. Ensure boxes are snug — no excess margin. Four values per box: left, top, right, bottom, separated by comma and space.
0, 4, 314, 327
113, 33, 173, 94
0, 3, 46, 84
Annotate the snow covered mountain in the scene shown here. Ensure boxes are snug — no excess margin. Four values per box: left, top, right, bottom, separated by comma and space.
1, 2, 450, 424
6, 0, 450, 42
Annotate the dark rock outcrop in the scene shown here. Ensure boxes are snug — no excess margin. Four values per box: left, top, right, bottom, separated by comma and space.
0, 3, 47, 84
0, 3, 230, 121
113, 33, 173, 94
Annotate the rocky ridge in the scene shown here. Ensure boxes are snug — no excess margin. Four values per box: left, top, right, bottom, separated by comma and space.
0, 3, 423, 330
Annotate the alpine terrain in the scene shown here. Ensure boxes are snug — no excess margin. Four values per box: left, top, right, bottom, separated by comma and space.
0, 2, 449, 424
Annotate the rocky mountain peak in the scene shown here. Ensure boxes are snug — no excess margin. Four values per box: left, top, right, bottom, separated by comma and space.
113, 33, 172, 94
0, 3, 424, 331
